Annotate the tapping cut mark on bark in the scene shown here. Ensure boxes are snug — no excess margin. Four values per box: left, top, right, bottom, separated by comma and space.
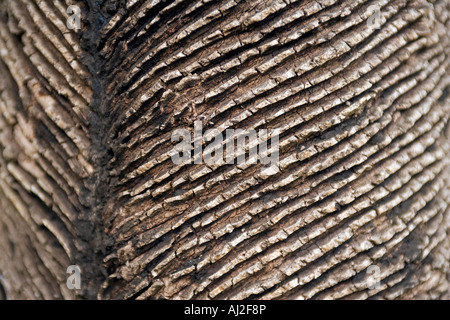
0, 0, 449, 300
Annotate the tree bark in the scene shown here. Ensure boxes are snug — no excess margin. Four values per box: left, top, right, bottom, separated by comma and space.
0, 0, 449, 300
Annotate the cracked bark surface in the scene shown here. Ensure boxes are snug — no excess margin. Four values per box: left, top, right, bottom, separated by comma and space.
0, 0, 449, 300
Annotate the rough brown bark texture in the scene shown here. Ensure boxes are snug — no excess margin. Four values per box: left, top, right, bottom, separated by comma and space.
0, 0, 449, 300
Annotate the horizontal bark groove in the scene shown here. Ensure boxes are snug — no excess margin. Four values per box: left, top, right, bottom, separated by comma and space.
0, 0, 449, 300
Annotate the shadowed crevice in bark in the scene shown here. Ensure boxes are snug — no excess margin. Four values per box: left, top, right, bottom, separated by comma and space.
0, 0, 449, 300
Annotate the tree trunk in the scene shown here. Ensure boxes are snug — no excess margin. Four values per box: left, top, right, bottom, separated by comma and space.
0, 0, 449, 300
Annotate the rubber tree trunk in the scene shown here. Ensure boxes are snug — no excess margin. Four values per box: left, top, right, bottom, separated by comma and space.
0, 0, 449, 300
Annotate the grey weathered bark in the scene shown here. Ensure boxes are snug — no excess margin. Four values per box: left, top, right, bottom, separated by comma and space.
0, 0, 449, 300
